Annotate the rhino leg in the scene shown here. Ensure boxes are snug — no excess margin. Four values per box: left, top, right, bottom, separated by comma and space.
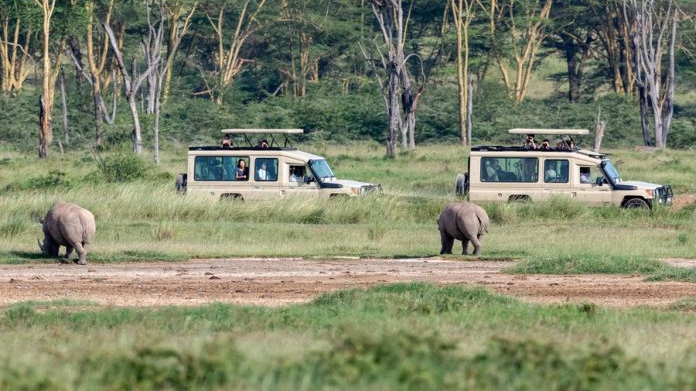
73, 242, 87, 265
470, 234, 483, 256
439, 230, 454, 255
462, 239, 470, 255
42, 235, 60, 257
65, 245, 74, 261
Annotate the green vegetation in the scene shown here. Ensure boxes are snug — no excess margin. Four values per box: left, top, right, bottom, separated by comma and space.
1, 144, 694, 268
0, 284, 694, 390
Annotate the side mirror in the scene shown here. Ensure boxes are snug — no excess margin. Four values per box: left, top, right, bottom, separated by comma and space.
595, 177, 605, 186
304, 176, 315, 184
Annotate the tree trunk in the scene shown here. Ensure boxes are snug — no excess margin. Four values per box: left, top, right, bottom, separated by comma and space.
60, 69, 69, 144
387, 67, 399, 157
38, 95, 51, 158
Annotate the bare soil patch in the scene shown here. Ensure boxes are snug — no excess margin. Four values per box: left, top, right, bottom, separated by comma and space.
1, 258, 694, 309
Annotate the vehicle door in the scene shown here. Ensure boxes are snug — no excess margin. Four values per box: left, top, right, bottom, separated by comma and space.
573, 165, 613, 205
541, 158, 572, 200
251, 157, 282, 198
283, 162, 320, 197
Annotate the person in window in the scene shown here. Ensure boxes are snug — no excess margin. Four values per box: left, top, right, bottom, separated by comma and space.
236, 159, 248, 180
539, 139, 551, 150
545, 167, 557, 182
257, 161, 268, 180
289, 166, 302, 182
523, 134, 537, 149
580, 167, 591, 184
485, 160, 499, 181
221, 134, 232, 148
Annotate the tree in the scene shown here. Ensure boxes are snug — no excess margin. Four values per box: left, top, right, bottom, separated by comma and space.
0, 0, 35, 91
623, 0, 678, 148
480, 0, 553, 102
590, 0, 635, 95
450, 0, 475, 145
362, 0, 426, 156
69, 0, 116, 146
162, 0, 198, 104
35, 0, 63, 158
142, 0, 195, 164
202, 0, 268, 104
103, 21, 153, 154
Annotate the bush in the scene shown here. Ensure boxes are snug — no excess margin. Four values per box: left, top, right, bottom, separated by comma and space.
94, 154, 150, 182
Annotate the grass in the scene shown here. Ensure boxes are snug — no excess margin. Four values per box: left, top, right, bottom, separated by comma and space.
1, 144, 694, 270
0, 283, 694, 390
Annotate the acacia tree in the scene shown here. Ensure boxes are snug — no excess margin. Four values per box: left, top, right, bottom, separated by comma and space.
590, 0, 636, 96
623, 0, 678, 148
162, 0, 198, 104
35, 0, 65, 158
0, 0, 35, 91
480, 0, 553, 102
450, 0, 475, 145
202, 0, 268, 104
69, 0, 116, 146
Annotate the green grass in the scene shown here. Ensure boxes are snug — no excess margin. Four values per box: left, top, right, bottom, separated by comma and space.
1, 144, 695, 271
0, 283, 694, 390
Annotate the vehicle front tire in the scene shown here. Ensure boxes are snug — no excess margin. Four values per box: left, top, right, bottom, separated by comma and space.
623, 198, 649, 209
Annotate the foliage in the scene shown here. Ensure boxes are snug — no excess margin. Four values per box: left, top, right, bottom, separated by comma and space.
0, 284, 694, 390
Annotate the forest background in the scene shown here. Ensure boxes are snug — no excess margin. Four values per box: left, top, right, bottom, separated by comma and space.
1, 0, 696, 158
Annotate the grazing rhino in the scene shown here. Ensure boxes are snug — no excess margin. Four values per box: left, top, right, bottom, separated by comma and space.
38, 201, 96, 265
437, 201, 489, 256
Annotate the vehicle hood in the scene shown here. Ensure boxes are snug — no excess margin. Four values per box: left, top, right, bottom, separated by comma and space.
323, 178, 375, 188
620, 180, 663, 189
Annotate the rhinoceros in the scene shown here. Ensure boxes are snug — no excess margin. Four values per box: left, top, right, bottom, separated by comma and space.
437, 201, 489, 256
38, 201, 96, 265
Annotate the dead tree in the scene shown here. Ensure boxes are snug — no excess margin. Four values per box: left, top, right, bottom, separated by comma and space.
363, 0, 422, 157
142, 0, 195, 164
103, 22, 154, 154
623, 0, 678, 148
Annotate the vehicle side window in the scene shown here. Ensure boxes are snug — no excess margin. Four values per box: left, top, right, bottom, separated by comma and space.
255, 158, 278, 182
194, 156, 248, 181
288, 165, 305, 183
544, 159, 569, 183
481, 157, 538, 182
579, 166, 604, 185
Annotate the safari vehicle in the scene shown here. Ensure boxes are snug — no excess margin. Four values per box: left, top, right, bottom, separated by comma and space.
175, 128, 380, 200
456, 128, 673, 208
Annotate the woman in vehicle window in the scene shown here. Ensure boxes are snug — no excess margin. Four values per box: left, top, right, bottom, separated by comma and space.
236, 159, 248, 180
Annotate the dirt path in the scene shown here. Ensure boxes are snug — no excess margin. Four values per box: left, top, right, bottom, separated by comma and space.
1, 258, 694, 309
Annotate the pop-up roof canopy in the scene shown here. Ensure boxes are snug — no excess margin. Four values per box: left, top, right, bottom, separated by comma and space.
221, 128, 304, 135
508, 128, 589, 135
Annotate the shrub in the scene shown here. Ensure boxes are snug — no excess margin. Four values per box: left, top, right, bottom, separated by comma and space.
94, 154, 150, 182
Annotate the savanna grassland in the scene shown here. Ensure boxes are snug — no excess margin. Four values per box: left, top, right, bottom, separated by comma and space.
0, 143, 695, 390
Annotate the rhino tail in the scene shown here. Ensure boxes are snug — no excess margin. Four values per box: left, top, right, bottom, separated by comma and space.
476, 209, 489, 235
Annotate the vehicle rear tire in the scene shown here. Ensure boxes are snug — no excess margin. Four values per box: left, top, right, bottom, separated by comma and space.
221, 194, 243, 201
508, 195, 531, 203
623, 198, 649, 209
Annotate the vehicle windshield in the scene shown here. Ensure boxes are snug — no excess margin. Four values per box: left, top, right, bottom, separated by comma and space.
309, 159, 335, 179
603, 160, 622, 182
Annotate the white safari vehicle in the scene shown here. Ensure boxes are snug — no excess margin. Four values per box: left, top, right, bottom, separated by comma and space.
176, 129, 380, 200
456, 128, 673, 208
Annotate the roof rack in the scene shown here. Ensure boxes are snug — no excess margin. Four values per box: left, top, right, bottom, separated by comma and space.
508, 128, 589, 135
220, 128, 303, 148
221, 128, 303, 135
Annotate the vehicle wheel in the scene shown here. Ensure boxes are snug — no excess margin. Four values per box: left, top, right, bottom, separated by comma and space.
221, 194, 243, 201
623, 198, 649, 209
508, 195, 531, 203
